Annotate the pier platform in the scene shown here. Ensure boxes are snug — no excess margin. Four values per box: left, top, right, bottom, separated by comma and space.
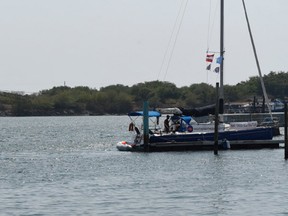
144, 140, 282, 152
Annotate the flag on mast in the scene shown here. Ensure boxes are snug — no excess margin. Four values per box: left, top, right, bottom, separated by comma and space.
214, 67, 220, 73
206, 64, 211, 70
206, 54, 214, 63
216, 56, 223, 64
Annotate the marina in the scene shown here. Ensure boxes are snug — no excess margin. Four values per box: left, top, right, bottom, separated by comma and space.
117, 0, 287, 153
116, 103, 286, 152
117, 97, 287, 153
0, 0, 287, 215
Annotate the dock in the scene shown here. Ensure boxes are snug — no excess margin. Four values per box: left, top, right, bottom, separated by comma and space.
195, 112, 285, 126
145, 140, 282, 152
128, 101, 288, 157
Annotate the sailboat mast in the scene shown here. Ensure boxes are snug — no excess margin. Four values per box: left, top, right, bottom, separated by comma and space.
219, 0, 224, 114
242, 0, 272, 117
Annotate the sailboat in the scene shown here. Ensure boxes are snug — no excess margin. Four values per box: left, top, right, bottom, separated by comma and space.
116, 0, 275, 152
116, 108, 274, 151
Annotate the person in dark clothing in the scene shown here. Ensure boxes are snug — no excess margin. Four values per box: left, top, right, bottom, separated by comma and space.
164, 115, 170, 133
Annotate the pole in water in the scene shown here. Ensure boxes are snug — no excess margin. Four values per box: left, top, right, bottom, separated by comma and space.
285, 103, 288, 160
143, 101, 149, 152
214, 83, 219, 155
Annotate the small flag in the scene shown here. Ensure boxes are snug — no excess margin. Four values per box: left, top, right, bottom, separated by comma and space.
214, 67, 220, 73
206, 64, 211, 70
216, 56, 223, 64
206, 54, 214, 62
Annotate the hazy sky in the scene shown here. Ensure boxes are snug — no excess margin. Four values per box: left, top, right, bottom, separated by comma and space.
0, 0, 287, 93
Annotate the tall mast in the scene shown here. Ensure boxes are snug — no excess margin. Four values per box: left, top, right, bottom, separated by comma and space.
219, 0, 224, 114
242, 0, 272, 117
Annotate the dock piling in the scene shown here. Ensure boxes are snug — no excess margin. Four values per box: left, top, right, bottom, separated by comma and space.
285, 103, 288, 160
214, 83, 219, 155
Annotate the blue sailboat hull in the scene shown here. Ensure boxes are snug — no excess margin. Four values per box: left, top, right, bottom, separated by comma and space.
149, 127, 273, 143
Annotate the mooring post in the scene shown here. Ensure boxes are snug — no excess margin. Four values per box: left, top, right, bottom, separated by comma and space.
285, 103, 288, 160
214, 83, 219, 155
143, 101, 149, 152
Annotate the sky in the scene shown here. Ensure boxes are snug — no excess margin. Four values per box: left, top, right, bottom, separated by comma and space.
0, 0, 287, 93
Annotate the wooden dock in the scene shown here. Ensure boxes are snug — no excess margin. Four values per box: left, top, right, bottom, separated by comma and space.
145, 140, 283, 152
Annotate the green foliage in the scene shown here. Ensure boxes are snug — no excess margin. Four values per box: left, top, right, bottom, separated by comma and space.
0, 71, 287, 116
12, 95, 32, 116
224, 85, 240, 102
263, 71, 288, 99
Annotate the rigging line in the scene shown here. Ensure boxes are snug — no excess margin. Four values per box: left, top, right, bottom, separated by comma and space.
242, 0, 272, 117
207, 0, 220, 53
157, 0, 185, 81
206, 0, 212, 51
163, 0, 189, 82
206, 0, 212, 83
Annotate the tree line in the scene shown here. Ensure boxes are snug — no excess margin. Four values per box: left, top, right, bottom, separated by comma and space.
0, 71, 287, 116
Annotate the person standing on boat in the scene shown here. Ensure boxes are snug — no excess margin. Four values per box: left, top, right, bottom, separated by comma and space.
164, 115, 170, 133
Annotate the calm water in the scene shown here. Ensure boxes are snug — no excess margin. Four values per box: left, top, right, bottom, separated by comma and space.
1, 116, 288, 215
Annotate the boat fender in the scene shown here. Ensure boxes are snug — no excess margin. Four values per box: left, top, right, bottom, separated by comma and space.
128, 122, 134, 131
187, 125, 193, 132
221, 139, 231, 150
